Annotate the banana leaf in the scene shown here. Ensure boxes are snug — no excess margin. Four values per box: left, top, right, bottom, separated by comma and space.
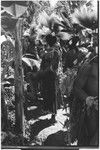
1, 10, 18, 32
22, 57, 41, 70
1, 1, 27, 18
1, 1, 27, 7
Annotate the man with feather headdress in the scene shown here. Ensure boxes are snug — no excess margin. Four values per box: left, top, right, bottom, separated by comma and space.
70, 1, 98, 146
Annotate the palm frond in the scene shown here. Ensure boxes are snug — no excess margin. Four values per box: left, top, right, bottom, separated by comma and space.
73, 5, 98, 29
38, 11, 49, 28
58, 32, 72, 40
60, 12, 72, 29
36, 27, 51, 44
36, 11, 66, 46
48, 17, 64, 33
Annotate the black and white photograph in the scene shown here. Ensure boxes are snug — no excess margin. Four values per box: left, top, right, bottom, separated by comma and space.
1, 0, 99, 149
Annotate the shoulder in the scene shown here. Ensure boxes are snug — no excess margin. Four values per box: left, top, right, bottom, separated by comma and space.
78, 62, 92, 75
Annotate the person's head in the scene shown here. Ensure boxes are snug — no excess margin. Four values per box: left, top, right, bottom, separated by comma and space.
45, 34, 57, 47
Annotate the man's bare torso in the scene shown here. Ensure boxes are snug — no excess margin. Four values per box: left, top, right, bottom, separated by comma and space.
84, 62, 98, 96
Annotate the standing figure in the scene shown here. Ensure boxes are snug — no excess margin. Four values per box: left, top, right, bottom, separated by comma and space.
71, 52, 98, 146
29, 52, 59, 123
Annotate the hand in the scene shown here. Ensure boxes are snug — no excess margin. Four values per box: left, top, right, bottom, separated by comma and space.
86, 96, 94, 107
93, 100, 98, 111
25, 72, 32, 81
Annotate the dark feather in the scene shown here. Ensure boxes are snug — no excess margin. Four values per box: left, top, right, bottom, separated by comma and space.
77, 15, 98, 29
74, 5, 98, 30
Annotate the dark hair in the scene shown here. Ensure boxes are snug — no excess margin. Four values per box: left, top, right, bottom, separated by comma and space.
45, 34, 57, 47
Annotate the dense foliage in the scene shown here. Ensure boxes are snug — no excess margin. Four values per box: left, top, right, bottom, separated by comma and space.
1, 0, 98, 146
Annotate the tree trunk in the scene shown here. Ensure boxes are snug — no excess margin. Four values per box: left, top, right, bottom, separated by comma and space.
14, 18, 25, 136
1, 86, 9, 131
